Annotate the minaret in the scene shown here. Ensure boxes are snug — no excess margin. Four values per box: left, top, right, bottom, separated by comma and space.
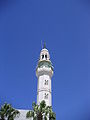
36, 44, 53, 106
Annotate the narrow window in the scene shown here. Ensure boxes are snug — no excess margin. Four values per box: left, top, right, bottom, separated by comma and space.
42, 54, 44, 59
44, 80, 48, 85
44, 93, 48, 99
45, 54, 47, 59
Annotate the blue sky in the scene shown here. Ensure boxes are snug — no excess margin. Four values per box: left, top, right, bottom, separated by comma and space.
0, 0, 90, 120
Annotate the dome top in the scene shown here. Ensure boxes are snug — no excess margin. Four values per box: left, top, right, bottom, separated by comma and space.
39, 48, 50, 61
36, 43, 53, 72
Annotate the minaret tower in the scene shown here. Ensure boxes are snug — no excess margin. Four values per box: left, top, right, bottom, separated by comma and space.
36, 44, 53, 106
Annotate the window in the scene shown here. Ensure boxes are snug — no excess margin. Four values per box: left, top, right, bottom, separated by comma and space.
45, 54, 47, 59
42, 54, 44, 59
44, 93, 48, 99
44, 80, 48, 85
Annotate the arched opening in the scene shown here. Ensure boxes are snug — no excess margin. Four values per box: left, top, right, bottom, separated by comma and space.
42, 54, 44, 59
45, 54, 47, 60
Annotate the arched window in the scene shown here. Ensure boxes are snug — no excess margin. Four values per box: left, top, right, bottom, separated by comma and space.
42, 54, 44, 59
45, 54, 47, 59
44, 80, 48, 85
44, 93, 48, 99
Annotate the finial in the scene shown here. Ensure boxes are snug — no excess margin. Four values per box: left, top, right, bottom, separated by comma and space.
43, 42, 46, 49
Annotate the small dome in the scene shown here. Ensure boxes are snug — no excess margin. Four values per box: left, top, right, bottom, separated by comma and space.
40, 48, 50, 61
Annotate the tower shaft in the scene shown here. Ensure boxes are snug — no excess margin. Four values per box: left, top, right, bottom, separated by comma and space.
36, 48, 53, 106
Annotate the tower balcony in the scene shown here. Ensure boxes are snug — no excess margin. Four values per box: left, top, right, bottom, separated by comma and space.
36, 63, 53, 78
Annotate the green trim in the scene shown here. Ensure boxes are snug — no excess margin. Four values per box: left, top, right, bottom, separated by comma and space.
37, 60, 54, 71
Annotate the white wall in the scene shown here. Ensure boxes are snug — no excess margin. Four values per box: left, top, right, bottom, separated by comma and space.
15, 110, 32, 120
37, 74, 52, 106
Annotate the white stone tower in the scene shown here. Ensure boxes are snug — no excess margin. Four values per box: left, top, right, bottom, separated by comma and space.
36, 44, 53, 106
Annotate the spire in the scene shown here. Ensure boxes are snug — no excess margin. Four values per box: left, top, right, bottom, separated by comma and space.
43, 42, 46, 49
